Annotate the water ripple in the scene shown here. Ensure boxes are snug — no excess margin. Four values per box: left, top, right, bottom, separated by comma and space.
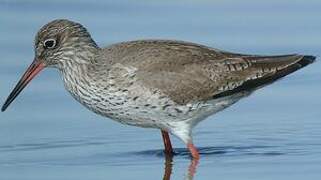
130, 145, 285, 158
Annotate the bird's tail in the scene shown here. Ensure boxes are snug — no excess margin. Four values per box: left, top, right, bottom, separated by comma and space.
213, 54, 316, 99
242, 54, 316, 90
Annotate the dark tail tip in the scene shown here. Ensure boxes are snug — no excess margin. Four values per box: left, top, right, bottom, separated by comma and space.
299, 55, 316, 67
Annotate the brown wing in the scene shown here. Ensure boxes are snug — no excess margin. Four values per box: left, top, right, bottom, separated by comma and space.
137, 54, 315, 104
103, 40, 315, 105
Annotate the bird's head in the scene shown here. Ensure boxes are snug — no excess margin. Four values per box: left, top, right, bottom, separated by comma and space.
1, 19, 98, 112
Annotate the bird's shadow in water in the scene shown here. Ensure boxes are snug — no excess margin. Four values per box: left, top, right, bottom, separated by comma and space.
134, 145, 285, 158
132, 145, 285, 180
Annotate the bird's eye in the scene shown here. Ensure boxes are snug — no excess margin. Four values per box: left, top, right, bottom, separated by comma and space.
44, 39, 56, 49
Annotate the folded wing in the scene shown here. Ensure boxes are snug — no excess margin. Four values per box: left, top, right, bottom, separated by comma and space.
137, 53, 315, 104
106, 40, 315, 105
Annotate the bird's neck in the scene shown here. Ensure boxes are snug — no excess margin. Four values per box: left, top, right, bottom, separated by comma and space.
61, 64, 109, 120
58, 46, 102, 103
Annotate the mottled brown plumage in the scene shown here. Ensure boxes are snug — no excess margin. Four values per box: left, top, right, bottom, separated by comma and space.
97, 40, 313, 105
2, 19, 316, 159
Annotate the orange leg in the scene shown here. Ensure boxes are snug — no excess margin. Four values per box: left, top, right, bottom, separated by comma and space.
161, 130, 173, 155
187, 143, 200, 159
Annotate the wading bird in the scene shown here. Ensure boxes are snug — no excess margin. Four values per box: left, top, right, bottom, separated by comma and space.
2, 19, 315, 159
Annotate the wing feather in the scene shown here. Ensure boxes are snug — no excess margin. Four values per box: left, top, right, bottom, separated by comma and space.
102, 40, 315, 104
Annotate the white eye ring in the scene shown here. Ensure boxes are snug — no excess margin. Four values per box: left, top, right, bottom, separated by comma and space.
44, 39, 56, 49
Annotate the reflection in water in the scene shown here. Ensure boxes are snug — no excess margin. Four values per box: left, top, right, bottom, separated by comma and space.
162, 154, 199, 180
158, 145, 285, 180
187, 158, 199, 180
163, 155, 173, 180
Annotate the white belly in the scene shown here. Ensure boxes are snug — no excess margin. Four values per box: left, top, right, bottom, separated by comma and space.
86, 89, 251, 131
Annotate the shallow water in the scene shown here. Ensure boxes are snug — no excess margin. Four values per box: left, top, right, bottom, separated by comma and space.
0, 0, 321, 179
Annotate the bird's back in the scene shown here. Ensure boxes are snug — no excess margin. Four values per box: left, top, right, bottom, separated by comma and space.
97, 40, 315, 105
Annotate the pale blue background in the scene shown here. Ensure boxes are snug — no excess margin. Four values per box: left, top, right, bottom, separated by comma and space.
0, 0, 320, 179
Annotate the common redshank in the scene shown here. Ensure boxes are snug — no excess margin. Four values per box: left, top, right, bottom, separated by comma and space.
1, 19, 316, 159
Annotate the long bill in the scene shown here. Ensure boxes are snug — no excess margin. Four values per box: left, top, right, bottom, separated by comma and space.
1, 60, 45, 112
